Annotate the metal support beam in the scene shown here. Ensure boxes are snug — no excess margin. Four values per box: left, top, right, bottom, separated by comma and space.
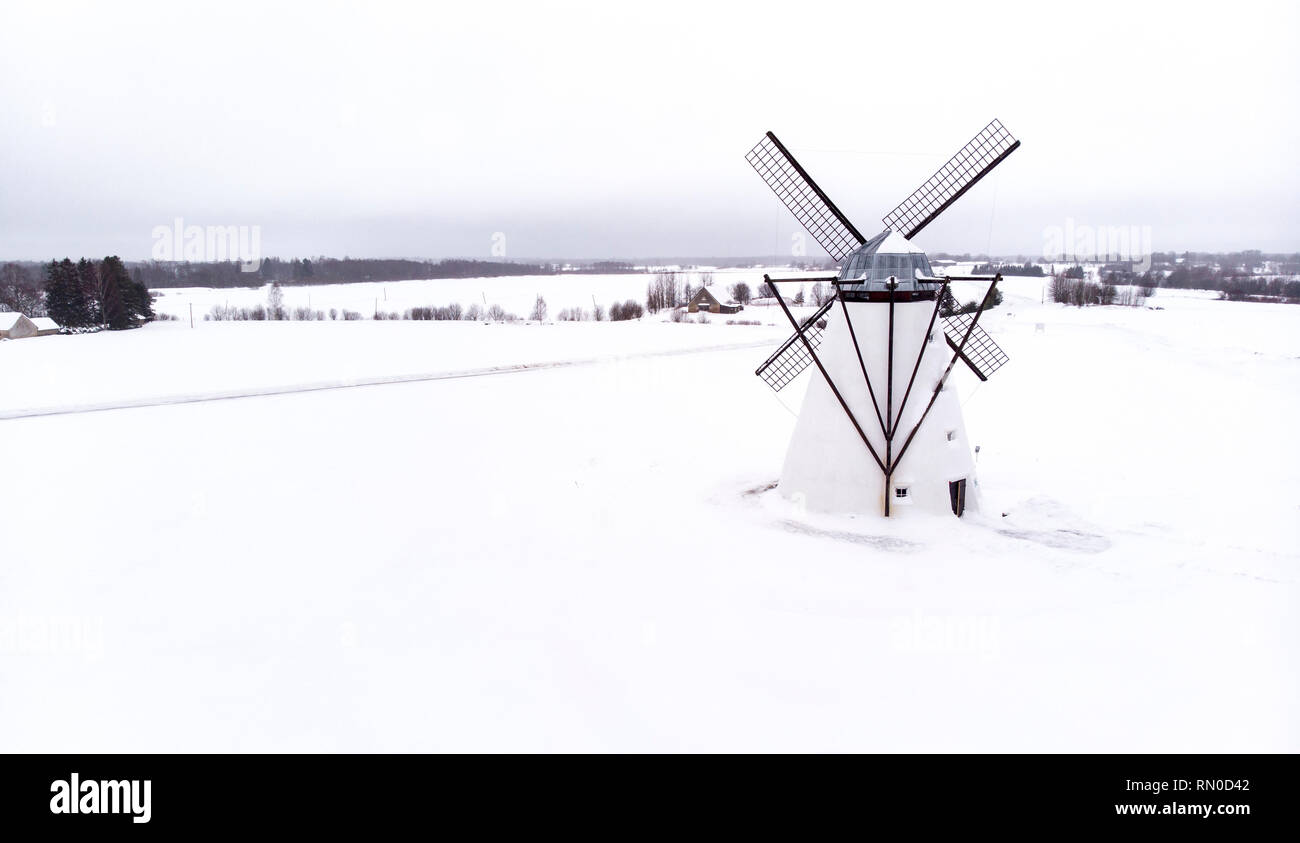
892, 282, 948, 431
886, 277, 897, 440
892, 275, 1001, 471
766, 276, 887, 476
835, 283, 888, 439
884, 278, 897, 516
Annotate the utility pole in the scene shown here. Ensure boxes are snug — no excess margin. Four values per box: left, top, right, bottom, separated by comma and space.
189, 302, 193, 328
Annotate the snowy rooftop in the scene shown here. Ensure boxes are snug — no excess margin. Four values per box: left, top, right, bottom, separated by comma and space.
0, 311, 31, 329
697, 285, 734, 305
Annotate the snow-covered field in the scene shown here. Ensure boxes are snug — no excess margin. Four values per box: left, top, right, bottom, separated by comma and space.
1, 276, 1296, 752
148, 268, 795, 323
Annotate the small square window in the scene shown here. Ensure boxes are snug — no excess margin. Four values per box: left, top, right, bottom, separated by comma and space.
946, 430, 957, 441
894, 487, 909, 499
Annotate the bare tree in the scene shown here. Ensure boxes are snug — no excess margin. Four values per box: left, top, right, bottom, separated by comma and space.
0, 263, 44, 316
1048, 274, 1072, 304
266, 282, 286, 320
647, 271, 682, 313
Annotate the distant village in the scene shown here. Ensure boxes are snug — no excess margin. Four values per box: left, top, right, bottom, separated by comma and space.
928, 250, 1300, 303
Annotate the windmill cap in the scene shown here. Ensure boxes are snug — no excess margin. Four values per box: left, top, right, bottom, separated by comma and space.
838, 229, 935, 290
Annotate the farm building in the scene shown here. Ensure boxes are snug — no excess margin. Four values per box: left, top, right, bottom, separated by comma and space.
0, 312, 39, 340
31, 317, 61, 336
687, 285, 742, 314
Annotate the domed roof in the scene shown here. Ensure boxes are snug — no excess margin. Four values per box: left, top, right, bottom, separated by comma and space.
838, 229, 934, 290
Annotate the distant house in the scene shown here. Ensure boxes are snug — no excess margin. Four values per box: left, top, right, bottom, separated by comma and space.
0, 312, 38, 340
687, 285, 742, 314
31, 317, 61, 336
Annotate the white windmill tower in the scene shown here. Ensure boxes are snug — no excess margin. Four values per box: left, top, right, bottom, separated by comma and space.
746, 120, 1020, 518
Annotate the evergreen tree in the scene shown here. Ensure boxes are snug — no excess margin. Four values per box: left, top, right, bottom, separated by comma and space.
101, 260, 126, 329
41, 261, 65, 321
939, 286, 958, 317
123, 275, 155, 323
99, 256, 144, 329
76, 258, 101, 323
44, 258, 91, 327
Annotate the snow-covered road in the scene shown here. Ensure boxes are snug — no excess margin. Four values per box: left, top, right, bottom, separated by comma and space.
0, 337, 774, 420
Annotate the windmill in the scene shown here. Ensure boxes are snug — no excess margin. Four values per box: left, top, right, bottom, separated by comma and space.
746, 120, 1020, 518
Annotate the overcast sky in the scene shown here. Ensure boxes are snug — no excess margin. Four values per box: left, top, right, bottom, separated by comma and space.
2, 0, 1297, 262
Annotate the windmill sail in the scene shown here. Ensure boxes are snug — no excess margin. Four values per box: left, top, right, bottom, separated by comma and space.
746, 132, 866, 262
941, 310, 1009, 381
755, 298, 836, 391
882, 119, 1020, 240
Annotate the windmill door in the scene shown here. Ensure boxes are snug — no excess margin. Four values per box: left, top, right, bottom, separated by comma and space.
949, 479, 967, 517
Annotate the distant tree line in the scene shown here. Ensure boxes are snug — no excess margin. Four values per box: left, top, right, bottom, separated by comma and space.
975, 262, 1045, 277
202, 283, 652, 323
1149, 250, 1300, 276
947, 250, 1300, 274
207, 283, 520, 322
564, 261, 640, 274
1072, 262, 1299, 302
1212, 277, 1300, 301
1158, 267, 1299, 299
132, 257, 569, 290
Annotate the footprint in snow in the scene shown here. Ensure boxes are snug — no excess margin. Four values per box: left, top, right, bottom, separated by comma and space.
995, 527, 1111, 553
